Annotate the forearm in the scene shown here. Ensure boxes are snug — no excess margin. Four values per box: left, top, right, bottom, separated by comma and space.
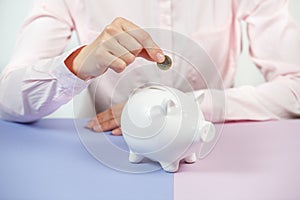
224, 75, 300, 121
197, 74, 300, 123
203, 0, 300, 123
0, 51, 89, 122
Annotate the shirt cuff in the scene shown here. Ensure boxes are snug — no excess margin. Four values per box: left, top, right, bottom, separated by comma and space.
49, 47, 92, 96
190, 89, 226, 123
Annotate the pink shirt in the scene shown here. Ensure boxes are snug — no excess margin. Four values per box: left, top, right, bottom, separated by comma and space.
0, 0, 299, 123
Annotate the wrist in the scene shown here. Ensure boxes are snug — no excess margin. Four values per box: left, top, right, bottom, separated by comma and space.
64, 45, 87, 79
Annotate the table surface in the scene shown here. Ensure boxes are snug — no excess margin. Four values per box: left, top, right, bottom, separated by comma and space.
1, 118, 300, 200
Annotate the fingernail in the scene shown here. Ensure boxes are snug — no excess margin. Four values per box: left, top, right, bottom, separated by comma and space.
157, 53, 165, 63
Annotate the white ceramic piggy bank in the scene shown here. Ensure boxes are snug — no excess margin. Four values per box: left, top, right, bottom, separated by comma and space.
121, 85, 215, 172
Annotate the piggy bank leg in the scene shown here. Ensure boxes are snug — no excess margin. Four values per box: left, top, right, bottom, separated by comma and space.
184, 153, 197, 163
160, 161, 180, 173
129, 151, 144, 163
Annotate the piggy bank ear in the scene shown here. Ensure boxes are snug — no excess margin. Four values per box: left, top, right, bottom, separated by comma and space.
149, 99, 176, 118
194, 90, 205, 103
161, 98, 177, 115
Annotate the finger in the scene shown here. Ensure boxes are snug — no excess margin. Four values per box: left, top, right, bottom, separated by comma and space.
112, 127, 122, 136
137, 49, 155, 61
110, 57, 127, 73
92, 124, 103, 132
86, 115, 101, 129
126, 29, 164, 63
118, 18, 165, 63
100, 118, 120, 131
93, 118, 120, 132
105, 24, 143, 56
103, 38, 136, 65
92, 102, 125, 127
95, 108, 115, 124
97, 49, 126, 73
86, 119, 96, 129
115, 32, 143, 56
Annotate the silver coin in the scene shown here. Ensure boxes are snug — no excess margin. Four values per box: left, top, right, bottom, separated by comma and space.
157, 55, 172, 70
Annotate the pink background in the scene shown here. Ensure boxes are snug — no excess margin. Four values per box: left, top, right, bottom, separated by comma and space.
174, 120, 300, 200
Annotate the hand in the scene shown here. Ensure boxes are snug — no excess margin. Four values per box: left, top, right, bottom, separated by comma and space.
70, 17, 165, 80
86, 102, 126, 136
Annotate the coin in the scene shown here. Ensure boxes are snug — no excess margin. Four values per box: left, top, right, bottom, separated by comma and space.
157, 55, 172, 70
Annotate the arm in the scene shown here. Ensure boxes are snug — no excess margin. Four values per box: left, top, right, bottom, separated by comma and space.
201, 0, 300, 122
0, 1, 164, 123
0, 0, 88, 122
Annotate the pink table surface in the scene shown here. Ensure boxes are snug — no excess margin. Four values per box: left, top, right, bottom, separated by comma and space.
174, 119, 300, 200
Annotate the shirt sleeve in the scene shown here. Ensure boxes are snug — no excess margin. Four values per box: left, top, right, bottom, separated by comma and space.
200, 0, 300, 122
0, 0, 89, 123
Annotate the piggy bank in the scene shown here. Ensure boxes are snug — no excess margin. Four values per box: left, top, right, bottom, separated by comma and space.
121, 85, 215, 172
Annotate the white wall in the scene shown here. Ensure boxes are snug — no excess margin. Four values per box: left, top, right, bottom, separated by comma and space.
0, 0, 300, 118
